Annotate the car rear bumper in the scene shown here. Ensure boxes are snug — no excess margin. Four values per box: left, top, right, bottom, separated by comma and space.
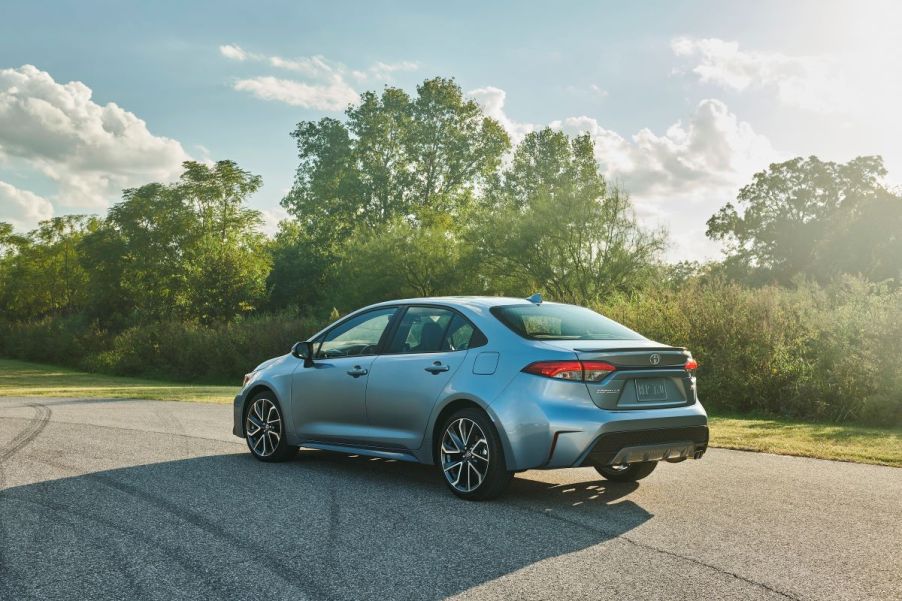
487, 372, 708, 470
534, 413, 709, 469
578, 425, 709, 466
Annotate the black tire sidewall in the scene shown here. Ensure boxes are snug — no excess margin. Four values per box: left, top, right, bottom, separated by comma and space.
438, 408, 512, 501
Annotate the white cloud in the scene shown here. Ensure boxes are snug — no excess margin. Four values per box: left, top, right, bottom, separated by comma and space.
268, 55, 335, 77
234, 75, 358, 111
467, 87, 535, 145
467, 86, 781, 260
555, 100, 779, 260
671, 37, 887, 115
0, 181, 54, 230
562, 83, 609, 100
670, 34, 902, 255
0, 65, 190, 212
259, 205, 289, 237
552, 99, 777, 197
219, 44, 250, 61
366, 61, 419, 81
266, 54, 417, 82
222, 45, 419, 110
470, 85, 777, 201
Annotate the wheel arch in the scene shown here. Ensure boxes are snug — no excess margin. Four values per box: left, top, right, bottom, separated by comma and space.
428, 397, 514, 469
238, 383, 280, 436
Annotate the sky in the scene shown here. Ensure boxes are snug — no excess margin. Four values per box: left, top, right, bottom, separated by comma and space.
1, 0, 901, 261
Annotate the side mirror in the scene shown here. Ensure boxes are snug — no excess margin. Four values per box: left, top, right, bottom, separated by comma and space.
291, 341, 315, 367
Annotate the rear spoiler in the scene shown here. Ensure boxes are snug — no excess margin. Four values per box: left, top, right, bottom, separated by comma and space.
572, 346, 688, 353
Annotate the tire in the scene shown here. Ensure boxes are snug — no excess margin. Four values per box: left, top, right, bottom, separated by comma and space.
437, 408, 513, 501
594, 461, 658, 482
244, 392, 296, 462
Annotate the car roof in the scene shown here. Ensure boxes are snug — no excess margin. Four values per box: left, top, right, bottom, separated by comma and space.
366, 296, 552, 311
307, 296, 579, 343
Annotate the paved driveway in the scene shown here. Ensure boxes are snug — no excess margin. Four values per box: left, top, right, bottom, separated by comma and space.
1, 397, 899, 600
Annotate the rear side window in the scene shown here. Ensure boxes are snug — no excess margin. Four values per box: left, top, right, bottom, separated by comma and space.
491, 304, 644, 341
388, 307, 454, 353
387, 307, 486, 353
442, 315, 476, 351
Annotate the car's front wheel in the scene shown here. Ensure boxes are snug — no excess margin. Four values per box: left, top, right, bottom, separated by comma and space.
593, 461, 657, 482
438, 408, 512, 500
244, 393, 296, 462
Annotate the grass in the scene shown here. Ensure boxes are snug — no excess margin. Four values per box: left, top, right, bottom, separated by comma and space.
709, 414, 902, 468
1, 358, 899, 467
0, 359, 236, 403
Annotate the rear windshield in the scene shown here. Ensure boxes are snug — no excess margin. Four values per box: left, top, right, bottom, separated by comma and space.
491, 304, 645, 341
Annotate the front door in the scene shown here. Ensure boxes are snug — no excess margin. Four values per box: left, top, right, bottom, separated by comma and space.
290, 307, 397, 443
364, 307, 477, 449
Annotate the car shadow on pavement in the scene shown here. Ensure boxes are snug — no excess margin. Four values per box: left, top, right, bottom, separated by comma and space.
1, 450, 651, 601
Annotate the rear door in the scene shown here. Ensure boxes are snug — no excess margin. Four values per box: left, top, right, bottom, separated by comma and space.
364, 307, 477, 449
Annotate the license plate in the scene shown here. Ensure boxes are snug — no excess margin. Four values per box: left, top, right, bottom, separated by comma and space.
635, 378, 668, 402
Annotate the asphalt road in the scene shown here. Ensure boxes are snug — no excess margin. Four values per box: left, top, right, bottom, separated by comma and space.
1, 396, 900, 601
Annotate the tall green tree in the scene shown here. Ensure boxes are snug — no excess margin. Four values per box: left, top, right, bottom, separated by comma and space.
283, 77, 509, 232
273, 77, 510, 310
707, 155, 902, 283
99, 160, 270, 322
326, 217, 478, 311
0, 216, 96, 319
0, 222, 21, 254
265, 221, 335, 313
177, 161, 269, 321
404, 79, 510, 220
104, 182, 199, 321
78, 220, 130, 324
471, 128, 666, 304
0, 222, 26, 292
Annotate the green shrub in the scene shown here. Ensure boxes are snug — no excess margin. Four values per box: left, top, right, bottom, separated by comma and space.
598, 277, 902, 425
85, 313, 323, 382
1, 312, 323, 384
1, 277, 899, 425
0, 315, 110, 367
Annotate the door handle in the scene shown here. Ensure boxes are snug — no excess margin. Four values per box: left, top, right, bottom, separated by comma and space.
425, 362, 450, 374
346, 366, 368, 377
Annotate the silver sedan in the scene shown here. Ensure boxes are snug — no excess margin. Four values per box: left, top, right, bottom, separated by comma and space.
233, 296, 708, 500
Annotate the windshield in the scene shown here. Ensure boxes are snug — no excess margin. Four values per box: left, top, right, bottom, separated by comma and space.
491, 304, 645, 341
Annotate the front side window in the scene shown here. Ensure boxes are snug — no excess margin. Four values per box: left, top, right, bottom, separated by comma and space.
317, 307, 397, 358
491, 304, 644, 341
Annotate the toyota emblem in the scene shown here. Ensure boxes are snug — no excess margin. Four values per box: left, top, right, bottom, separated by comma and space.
649, 353, 661, 365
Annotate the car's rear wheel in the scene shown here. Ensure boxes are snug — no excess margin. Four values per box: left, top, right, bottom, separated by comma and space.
244, 393, 296, 462
593, 461, 657, 482
438, 408, 512, 500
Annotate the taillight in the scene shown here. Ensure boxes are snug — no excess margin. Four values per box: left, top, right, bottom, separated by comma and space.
523, 360, 615, 382
582, 361, 616, 382
685, 358, 698, 374
523, 360, 583, 380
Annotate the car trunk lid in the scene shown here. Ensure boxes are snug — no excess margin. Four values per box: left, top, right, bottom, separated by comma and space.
538, 339, 696, 409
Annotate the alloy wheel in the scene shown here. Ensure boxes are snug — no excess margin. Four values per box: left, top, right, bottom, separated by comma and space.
246, 397, 282, 458
440, 417, 490, 493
